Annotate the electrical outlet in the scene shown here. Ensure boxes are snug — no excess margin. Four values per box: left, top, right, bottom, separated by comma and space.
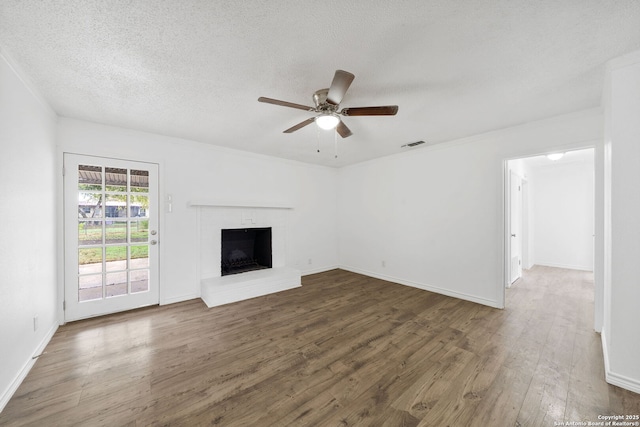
33, 316, 38, 332
308, 258, 312, 265
381, 260, 386, 268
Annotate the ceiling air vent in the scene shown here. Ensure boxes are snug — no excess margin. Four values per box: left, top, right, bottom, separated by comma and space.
401, 140, 427, 148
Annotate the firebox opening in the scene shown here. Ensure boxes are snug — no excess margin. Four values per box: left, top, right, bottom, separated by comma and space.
221, 227, 272, 276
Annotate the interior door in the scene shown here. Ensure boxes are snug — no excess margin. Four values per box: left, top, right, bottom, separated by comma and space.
509, 171, 523, 284
64, 153, 159, 321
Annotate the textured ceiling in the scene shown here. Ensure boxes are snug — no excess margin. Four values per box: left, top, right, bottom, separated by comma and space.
1, 1, 640, 167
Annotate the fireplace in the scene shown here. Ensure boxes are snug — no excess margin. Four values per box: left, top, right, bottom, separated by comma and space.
221, 227, 272, 276
193, 202, 300, 308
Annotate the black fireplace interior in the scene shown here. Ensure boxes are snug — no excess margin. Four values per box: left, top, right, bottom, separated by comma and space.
221, 227, 272, 276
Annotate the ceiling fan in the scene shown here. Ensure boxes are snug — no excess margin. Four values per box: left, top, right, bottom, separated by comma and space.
258, 70, 398, 138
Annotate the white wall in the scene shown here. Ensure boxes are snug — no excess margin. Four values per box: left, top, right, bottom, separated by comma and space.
57, 118, 339, 305
531, 154, 594, 271
602, 49, 640, 393
0, 50, 58, 410
338, 109, 602, 308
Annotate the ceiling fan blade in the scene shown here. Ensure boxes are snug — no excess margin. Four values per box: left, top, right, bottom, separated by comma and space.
340, 106, 399, 116
336, 120, 353, 138
283, 118, 315, 133
258, 97, 315, 112
326, 70, 355, 106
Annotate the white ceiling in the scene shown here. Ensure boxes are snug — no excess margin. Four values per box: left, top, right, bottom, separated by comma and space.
1, 1, 639, 167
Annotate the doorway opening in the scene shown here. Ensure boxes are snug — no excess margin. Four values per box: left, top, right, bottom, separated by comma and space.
505, 148, 595, 299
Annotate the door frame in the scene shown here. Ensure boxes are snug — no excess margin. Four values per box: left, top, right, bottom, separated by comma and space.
59, 152, 163, 323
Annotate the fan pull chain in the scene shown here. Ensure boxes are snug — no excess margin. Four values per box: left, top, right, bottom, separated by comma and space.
316, 125, 321, 153
334, 128, 338, 159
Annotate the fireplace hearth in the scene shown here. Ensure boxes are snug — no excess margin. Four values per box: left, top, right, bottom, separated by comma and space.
221, 227, 272, 276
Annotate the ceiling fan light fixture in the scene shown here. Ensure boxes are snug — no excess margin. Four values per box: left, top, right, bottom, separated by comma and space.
547, 152, 564, 161
315, 114, 340, 130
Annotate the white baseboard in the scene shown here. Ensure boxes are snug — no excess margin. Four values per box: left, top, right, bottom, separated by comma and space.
160, 293, 198, 306
534, 261, 593, 272
601, 330, 640, 394
301, 265, 340, 276
338, 265, 502, 309
0, 322, 58, 413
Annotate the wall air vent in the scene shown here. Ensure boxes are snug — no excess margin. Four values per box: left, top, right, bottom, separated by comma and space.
401, 140, 427, 148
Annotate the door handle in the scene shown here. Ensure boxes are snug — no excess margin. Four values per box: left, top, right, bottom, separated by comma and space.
150, 240, 158, 245
511, 234, 516, 237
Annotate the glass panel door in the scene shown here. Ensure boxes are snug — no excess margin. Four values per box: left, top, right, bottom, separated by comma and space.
65, 154, 159, 321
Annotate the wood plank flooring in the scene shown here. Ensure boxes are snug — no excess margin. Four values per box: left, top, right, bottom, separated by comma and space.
2, 267, 639, 426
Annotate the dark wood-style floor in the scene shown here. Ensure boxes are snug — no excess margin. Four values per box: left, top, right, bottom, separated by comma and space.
2, 267, 639, 426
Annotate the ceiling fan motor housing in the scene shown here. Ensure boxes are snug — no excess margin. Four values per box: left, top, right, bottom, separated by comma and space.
313, 89, 336, 113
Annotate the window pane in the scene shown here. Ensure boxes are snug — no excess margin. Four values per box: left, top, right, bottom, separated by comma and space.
129, 195, 149, 218
130, 270, 149, 293
106, 245, 127, 272
105, 221, 127, 244
105, 194, 127, 218
79, 274, 102, 302
78, 221, 102, 246
105, 167, 127, 192
79, 248, 102, 275
130, 220, 148, 243
78, 192, 102, 218
78, 165, 102, 191
130, 245, 149, 268
130, 170, 149, 193
106, 272, 128, 297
